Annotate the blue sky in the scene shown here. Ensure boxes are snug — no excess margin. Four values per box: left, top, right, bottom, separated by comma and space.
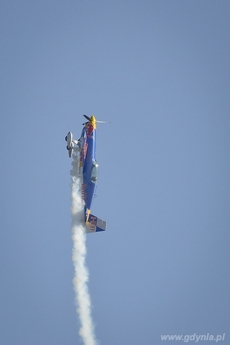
1, 1, 230, 344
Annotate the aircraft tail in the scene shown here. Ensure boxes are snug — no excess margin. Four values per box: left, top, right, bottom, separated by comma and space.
86, 214, 106, 233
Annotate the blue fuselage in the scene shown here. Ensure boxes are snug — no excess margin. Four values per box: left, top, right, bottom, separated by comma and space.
80, 125, 98, 219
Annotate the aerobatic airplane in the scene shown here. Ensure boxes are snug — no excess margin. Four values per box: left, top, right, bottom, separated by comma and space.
65, 115, 106, 233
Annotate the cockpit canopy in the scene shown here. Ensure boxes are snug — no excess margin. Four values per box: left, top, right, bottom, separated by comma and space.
91, 160, 99, 184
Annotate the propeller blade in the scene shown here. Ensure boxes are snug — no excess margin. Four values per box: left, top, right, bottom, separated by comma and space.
83, 114, 91, 121
96, 120, 110, 124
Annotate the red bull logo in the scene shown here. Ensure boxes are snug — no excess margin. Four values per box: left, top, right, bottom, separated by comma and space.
86, 123, 94, 136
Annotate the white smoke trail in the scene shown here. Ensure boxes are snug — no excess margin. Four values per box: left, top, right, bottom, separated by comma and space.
70, 148, 97, 345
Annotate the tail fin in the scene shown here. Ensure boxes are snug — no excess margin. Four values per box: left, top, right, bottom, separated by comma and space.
86, 214, 106, 233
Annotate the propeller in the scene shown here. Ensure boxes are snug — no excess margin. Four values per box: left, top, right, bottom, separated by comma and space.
83, 115, 110, 125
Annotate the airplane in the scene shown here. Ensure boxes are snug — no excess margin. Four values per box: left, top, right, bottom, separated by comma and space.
65, 115, 107, 233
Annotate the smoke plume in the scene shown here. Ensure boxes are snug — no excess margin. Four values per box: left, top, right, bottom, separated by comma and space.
70, 148, 97, 345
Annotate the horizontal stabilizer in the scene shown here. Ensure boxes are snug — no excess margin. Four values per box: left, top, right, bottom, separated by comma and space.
86, 214, 106, 233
